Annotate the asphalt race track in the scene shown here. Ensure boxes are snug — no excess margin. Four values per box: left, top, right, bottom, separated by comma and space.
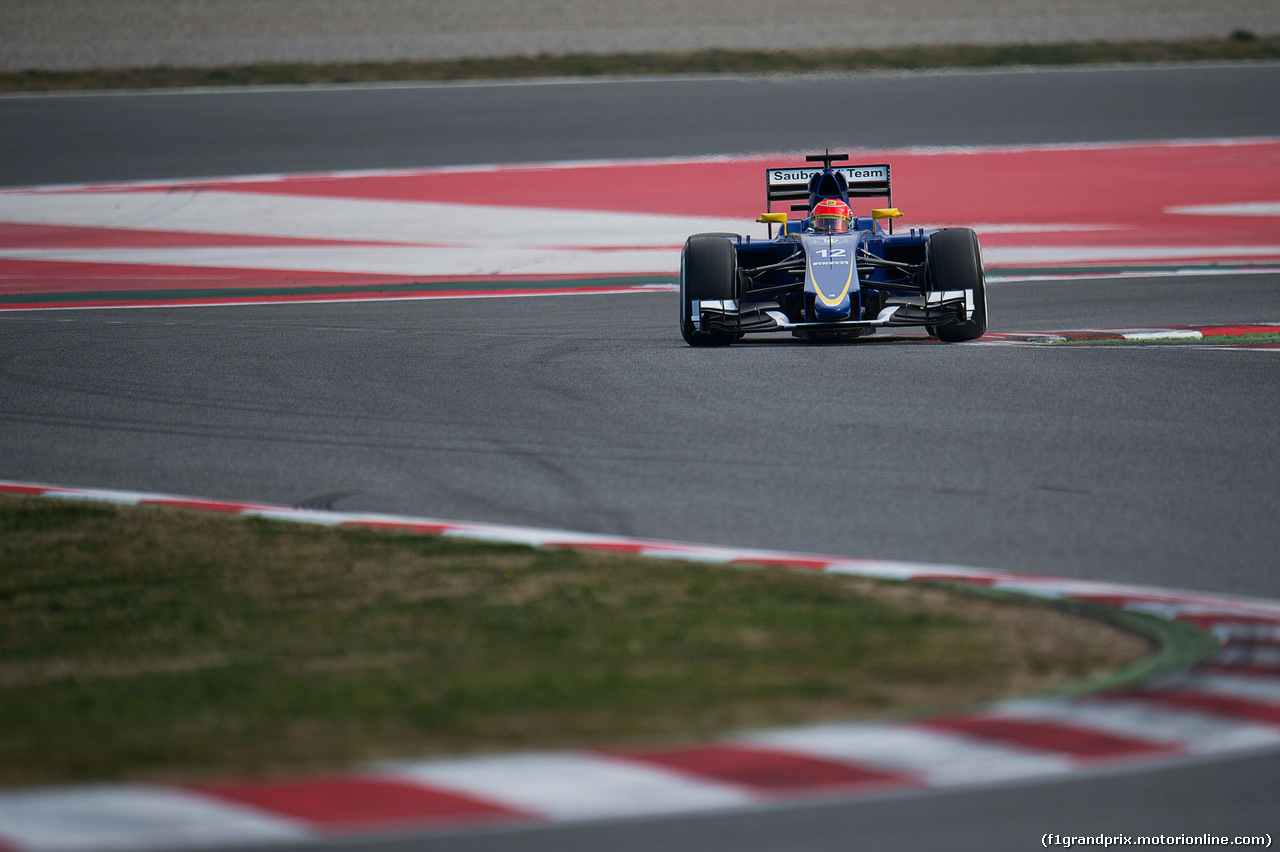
2, 64, 1279, 850
4, 277, 1280, 600
4, 62, 1280, 187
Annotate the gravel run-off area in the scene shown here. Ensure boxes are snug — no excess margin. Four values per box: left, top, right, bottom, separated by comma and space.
3, 0, 1280, 71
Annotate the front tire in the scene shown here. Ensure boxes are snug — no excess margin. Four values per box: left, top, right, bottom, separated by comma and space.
680, 234, 739, 347
927, 228, 987, 343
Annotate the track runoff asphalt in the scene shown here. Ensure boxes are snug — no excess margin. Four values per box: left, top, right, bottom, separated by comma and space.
0, 64, 1279, 850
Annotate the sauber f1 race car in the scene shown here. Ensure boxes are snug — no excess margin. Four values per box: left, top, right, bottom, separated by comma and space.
680, 152, 987, 346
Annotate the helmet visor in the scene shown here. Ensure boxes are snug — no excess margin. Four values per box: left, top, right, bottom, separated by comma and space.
813, 213, 850, 233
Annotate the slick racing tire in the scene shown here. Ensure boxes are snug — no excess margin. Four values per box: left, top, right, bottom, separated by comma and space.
926, 228, 987, 343
680, 234, 739, 347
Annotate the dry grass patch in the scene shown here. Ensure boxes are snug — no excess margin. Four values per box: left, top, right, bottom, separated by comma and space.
0, 495, 1148, 787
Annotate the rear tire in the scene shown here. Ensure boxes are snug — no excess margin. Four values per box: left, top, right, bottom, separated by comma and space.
680, 235, 739, 347
927, 228, 987, 343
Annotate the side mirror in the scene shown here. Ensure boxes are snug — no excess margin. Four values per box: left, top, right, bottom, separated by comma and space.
756, 211, 789, 238
871, 208, 902, 234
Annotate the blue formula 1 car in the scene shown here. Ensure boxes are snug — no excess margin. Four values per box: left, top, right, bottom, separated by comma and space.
680, 152, 987, 346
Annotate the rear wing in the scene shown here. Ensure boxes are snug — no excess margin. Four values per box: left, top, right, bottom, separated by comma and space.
765, 163, 892, 213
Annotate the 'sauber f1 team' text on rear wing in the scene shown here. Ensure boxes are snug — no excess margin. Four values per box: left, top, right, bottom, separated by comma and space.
765, 164, 892, 211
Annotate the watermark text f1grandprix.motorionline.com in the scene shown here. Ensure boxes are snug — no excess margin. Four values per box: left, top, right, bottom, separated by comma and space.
1042, 835, 1272, 848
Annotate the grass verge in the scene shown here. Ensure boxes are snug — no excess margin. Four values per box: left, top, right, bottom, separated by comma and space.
0, 494, 1157, 787
2, 34, 1278, 93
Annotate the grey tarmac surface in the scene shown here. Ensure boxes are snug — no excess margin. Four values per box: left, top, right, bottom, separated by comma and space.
2, 275, 1279, 599
2, 65, 1279, 850
3, 62, 1280, 188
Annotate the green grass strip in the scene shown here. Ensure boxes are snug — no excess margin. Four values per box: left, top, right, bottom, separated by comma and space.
0, 495, 1164, 786
3, 34, 1278, 93
925, 582, 1218, 699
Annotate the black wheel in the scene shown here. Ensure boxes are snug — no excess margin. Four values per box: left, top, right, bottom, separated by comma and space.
926, 228, 987, 343
680, 234, 739, 347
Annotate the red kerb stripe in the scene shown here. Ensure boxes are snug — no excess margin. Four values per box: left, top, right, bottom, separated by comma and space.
543, 541, 652, 555
0, 483, 59, 496
919, 715, 1181, 760
343, 520, 458, 535
1066, 593, 1187, 610
908, 575, 1000, 587
1111, 689, 1280, 725
730, 557, 835, 572
1199, 324, 1280, 338
1176, 613, 1280, 632
140, 498, 255, 514
187, 776, 532, 831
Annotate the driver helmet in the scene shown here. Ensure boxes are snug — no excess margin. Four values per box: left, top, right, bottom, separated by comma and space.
812, 198, 852, 233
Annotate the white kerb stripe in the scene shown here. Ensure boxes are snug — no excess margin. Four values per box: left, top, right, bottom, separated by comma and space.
0, 785, 309, 851
380, 752, 754, 821
1119, 330, 1203, 341
737, 722, 1073, 787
